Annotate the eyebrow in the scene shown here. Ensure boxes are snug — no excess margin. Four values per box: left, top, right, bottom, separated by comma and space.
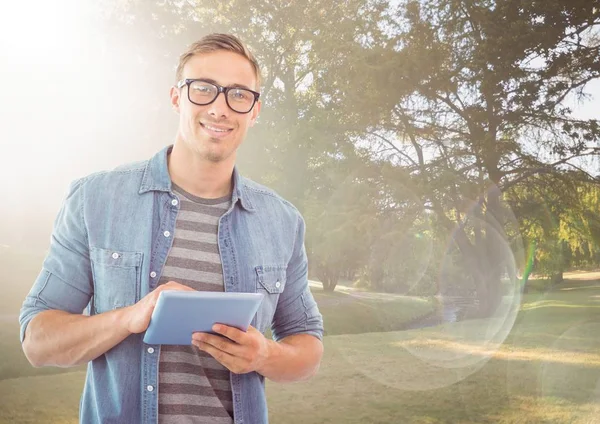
195, 78, 254, 91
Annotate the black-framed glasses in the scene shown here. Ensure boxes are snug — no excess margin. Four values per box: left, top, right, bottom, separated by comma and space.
176, 79, 260, 114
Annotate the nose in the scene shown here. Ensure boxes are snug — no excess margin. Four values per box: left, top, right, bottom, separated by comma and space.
207, 92, 230, 119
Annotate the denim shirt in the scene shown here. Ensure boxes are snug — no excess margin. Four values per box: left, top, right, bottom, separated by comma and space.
19, 145, 324, 424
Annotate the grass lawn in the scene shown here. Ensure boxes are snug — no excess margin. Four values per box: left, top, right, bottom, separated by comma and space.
266, 279, 600, 423
1, 278, 599, 423
311, 288, 435, 335
0, 372, 84, 424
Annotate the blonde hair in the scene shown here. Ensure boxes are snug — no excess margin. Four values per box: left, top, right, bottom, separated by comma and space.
175, 33, 261, 89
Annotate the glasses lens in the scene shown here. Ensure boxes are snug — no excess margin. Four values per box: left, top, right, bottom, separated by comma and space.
188, 81, 218, 105
227, 88, 256, 113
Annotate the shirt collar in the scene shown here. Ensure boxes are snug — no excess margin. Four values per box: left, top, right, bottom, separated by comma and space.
139, 145, 254, 212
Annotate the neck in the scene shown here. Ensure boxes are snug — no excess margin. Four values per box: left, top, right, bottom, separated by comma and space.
167, 141, 234, 199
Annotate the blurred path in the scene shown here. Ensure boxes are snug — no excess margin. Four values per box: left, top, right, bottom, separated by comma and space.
563, 271, 600, 281
308, 280, 422, 302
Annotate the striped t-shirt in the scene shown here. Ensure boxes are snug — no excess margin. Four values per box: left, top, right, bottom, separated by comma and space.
157, 183, 234, 424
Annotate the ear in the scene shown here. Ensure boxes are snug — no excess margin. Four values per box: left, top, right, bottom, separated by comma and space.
248, 100, 261, 127
170, 86, 180, 113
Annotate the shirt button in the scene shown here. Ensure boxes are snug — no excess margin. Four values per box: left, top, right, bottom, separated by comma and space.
275, 281, 281, 288
171, 199, 178, 206
111, 252, 119, 259
147, 385, 154, 392
150, 271, 157, 278
163, 231, 171, 238
147, 347, 155, 354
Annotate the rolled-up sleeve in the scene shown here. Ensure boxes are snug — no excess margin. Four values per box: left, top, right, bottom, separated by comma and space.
19, 178, 94, 343
271, 214, 324, 342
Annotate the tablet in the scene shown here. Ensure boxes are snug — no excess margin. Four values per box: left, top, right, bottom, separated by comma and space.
142, 291, 264, 345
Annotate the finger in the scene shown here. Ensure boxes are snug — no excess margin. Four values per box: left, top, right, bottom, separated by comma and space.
193, 341, 237, 370
172, 282, 195, 291
246, 325, 260, 334
152, 282, 195, 298
151, 284, 170, 297
192, 333, 244, 356
211, 324, 247, 344
163, 281, 195, 291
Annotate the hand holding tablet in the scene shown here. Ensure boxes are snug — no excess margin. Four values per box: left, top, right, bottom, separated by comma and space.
142, 291, 264, 345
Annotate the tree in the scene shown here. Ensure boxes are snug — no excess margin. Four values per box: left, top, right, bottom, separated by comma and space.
508, 174, 600, 284
317, 0, 600, 313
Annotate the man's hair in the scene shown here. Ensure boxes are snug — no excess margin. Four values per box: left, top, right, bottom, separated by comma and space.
175, 33, 262, 89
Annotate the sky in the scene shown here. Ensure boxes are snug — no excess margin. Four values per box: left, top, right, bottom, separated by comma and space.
569, 79, 600, 121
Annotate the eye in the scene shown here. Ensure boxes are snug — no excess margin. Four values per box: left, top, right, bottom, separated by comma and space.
189, 82, 217, 96
229, 89, 252, 101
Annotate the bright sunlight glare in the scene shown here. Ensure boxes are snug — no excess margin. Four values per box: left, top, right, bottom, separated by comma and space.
0, 0, 166, 248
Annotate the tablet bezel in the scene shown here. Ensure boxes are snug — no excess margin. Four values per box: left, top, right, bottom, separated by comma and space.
142, 291, 264, 345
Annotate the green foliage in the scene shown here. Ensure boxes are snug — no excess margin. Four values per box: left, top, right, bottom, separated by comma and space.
317, 0, 600, 302
358, 225, 438, 295
507, 176, 600, 282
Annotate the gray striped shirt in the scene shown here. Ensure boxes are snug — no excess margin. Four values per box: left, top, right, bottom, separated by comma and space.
158, 184, 234, 424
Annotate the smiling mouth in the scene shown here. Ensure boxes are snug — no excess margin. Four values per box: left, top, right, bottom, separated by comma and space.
200, 123, 233, 133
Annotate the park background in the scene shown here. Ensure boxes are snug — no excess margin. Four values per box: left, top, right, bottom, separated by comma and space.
1, 0, 600, 422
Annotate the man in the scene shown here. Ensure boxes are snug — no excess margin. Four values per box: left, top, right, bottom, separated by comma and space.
19, 33, 324, 424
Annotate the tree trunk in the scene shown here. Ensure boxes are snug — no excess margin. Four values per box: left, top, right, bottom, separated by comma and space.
318, 267, 339, 292
477, 185, 506, 317
322, 278, 338, 292
551, 270, 564, 285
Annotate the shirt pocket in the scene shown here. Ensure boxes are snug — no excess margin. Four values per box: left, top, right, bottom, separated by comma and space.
90, 247, 143, 313
255, 265, 286, 333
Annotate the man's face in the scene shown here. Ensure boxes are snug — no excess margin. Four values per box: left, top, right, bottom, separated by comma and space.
170, 50, 261, 163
